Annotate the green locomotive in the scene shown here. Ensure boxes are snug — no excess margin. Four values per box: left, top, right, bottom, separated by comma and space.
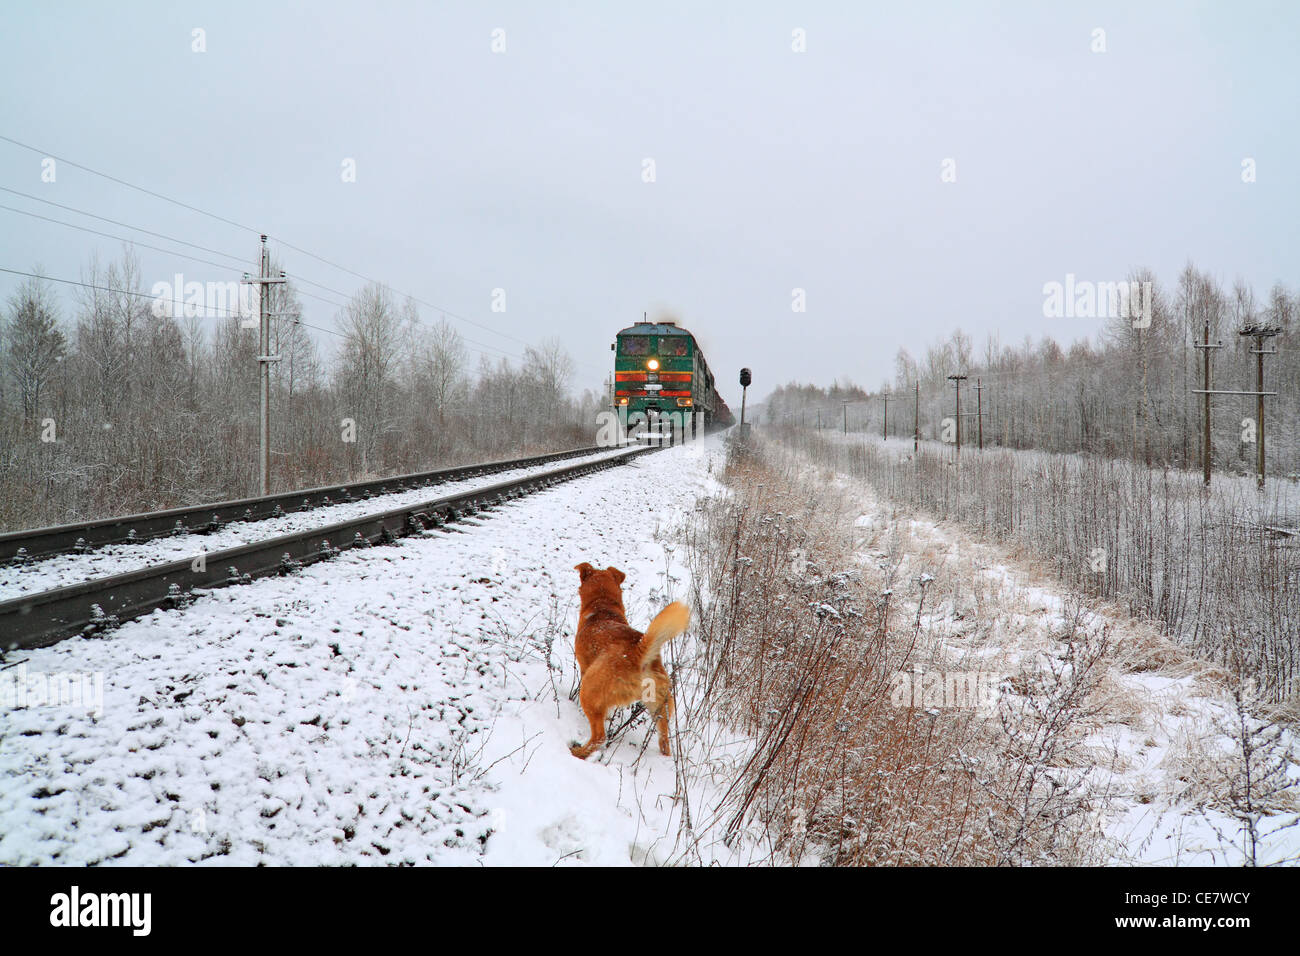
612, 320, 733, 434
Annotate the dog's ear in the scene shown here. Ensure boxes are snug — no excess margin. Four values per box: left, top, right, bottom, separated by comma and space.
609, 567, 626, 585
574, 562, 595, 582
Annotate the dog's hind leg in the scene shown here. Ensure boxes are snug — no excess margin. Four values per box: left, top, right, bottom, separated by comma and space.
654, 694, 673, 756
570, 698, 608, 760
649, 666, 673, 756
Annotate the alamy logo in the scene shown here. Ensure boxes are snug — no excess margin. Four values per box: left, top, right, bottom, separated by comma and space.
1042, 274, 1152, 328
150, 273, 257, 321
0, 663, 104, 717
49, 886, 151, 936
890, 667, 1002, 715
595, 408, 706, 447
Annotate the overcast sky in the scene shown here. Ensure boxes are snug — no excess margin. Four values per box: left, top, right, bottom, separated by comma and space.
2, 1, 1297, 405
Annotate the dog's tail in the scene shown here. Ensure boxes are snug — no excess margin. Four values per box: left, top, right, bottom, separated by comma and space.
637, 601, 690, 667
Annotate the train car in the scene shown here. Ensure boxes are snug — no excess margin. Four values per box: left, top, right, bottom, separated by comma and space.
713, 393, 735, 428
612, 320, 733, 433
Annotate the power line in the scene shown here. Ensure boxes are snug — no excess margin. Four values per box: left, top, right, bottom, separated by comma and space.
291, 287, 349, 312
0, 266, 561, 372
0, 185, 251, 268
0, 185, 389, 315
0, 134, 259, 235
0, 182, 529, 361
0, 202, 251, 275
0, 263, 352, 341
0, 186, 357, 314
0, 134, 574, 365
0, 203, 378, 319
0, 264, 246, 318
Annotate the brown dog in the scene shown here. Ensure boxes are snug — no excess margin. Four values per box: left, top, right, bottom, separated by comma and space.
570, 563, 689, 759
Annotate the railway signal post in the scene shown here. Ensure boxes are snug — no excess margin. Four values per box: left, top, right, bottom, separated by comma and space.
739, 367, 752, 437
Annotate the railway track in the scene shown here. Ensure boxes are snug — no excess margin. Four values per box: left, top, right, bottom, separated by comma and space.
0, 444, 658, 651
0, 444, 611, 565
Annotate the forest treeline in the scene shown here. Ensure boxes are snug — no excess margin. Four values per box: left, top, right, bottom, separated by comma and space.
764, 264, 1300, 479
0, 248, 602, 531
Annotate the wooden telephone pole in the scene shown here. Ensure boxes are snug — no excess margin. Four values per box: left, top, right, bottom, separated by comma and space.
973, 378, 984, 450
1192, 322, 1280, 489
948, 374, 967, 455
1191, 318, 1224, 486
913, 381, 919, 454
1243, 325, 1282, 489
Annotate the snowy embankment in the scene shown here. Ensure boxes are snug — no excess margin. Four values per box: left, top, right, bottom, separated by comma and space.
820, 427, 1300, 517
0, 437, 742, 866
832, 464, 1300, 866
0, 447, 638, 601
9, 426, 1289, 867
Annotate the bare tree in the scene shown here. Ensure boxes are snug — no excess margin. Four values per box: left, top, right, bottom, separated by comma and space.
417, 316, 467, 429
336, 282, 402, 471
3, 273, 66, 423
525, 336, 575, 407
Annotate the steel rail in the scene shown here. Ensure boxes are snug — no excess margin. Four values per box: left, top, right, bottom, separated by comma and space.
0, 444, 610, 565
0, 445, 655, 651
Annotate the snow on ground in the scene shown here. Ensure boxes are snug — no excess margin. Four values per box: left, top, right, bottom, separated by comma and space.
829, 458, 1300, 866
1098, 674, 1300, 866
0, 446, 638, 601
820, 428, 1300, 519
0, 437, 739, 866
8, 424, 1289, 867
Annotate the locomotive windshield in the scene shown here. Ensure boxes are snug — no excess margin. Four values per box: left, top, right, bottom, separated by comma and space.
620, 336, 651, 355
661, 337, 689, 356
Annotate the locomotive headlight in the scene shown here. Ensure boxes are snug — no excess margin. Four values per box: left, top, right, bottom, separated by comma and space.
646, 359, 659, 370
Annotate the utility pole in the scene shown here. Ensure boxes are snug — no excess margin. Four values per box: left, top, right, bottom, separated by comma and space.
1139, 323, 1150, 467
1191, 318, 1224, 486
817, 409, 821, 430
1192, 322, 1279, 490
842, 403, 847, 435
948, 374, 967, 455
882, 389, 889, 440
1243, 325, 1281, 490
974, 378, 984, 451
913, 381, 919, 454
241, 236, 286, 496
